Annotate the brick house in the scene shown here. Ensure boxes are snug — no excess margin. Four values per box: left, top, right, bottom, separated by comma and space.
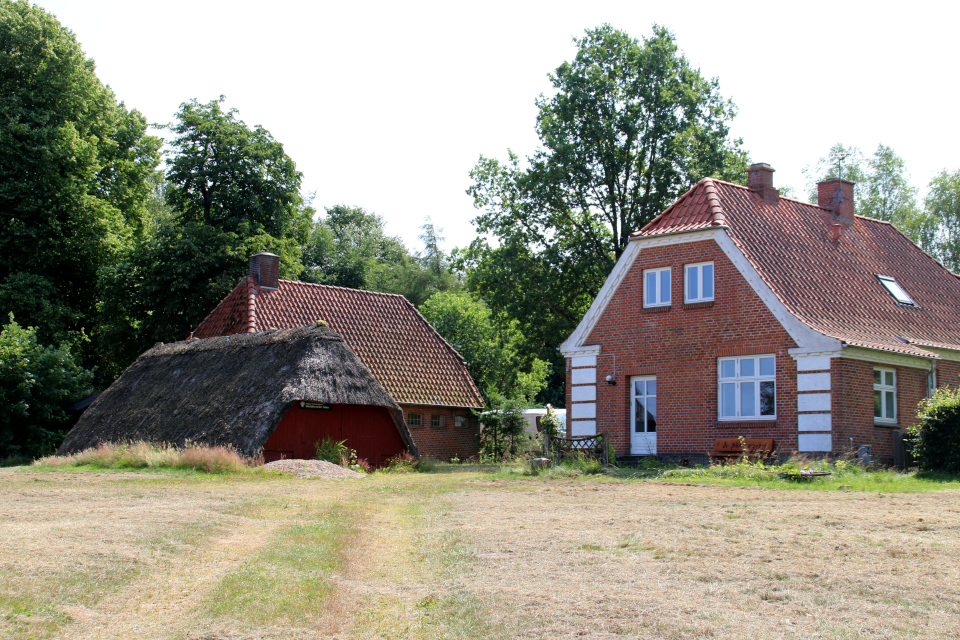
559, 163, 960, 461
192, 253, 485, 460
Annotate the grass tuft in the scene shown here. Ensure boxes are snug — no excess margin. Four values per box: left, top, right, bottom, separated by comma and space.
31, 441, 254, 474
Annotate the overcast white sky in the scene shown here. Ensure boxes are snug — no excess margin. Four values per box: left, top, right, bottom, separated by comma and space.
37, 0, 960, 253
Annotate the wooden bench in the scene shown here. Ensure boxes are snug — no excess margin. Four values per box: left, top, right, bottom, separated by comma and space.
707, 438, 775, 463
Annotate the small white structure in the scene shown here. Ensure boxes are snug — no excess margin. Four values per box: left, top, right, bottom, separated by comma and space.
521, 408, 567, 439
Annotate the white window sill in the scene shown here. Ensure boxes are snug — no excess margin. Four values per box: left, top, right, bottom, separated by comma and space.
874, 420, 899, 428
685, 298, 714, 304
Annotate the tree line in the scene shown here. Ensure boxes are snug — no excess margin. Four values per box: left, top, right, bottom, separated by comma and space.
3, 2, 960, 459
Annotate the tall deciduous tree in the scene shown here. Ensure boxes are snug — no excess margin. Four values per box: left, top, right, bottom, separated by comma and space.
925, 169, 960, 272
464, 24, 746, 403
97, 101, 310, 378
0, 1, 161, 351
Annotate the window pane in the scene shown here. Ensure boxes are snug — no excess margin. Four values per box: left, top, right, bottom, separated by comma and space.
885, 390, 895, 419
634, 380, 645, 396
874, 390, 882, 417
646, 398, 656, 432
688, 266, 699, 300
740, 358, 755, 378
721, 383, 736, 417
759, 357, 775, 376
760, 381, 775, 415
634, 398, 646, 433
645, 272, 656, 305
740, 382, 756, 416
721, 360, 736, 378
885, 371, 894, 387
660, 270, 671, 303
647, 380, 656, 396
702, 264, 713, 299
873, 370, 881, 385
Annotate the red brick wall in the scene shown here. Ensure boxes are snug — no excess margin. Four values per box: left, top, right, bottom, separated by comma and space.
401, 405, 479, 461
575, 239, 800, 457
833, 358, 960, 459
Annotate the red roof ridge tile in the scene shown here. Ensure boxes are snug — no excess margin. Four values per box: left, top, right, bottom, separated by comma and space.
277, 278, 409, 298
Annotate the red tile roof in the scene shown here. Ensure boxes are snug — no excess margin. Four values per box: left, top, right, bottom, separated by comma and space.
191, 278, 484, 408
635, 178, 960, 358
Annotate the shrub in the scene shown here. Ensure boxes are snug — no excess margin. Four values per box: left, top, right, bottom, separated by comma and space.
911, 387, 960, 474
314, 438, 349, 465
33, 441, 252, 473
478, 395, 528, 460
381, 451, 417, 473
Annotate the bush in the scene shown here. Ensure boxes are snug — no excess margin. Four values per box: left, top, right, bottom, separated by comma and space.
911, 387, 960, 474
478, 395, 528, 460
0, 315, 94, 459
315, 438, 349, 465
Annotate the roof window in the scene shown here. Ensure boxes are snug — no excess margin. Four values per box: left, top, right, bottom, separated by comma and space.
877, 275, 915, 305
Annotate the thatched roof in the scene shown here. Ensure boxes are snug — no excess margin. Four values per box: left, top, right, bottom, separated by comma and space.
58, 325, 417, 456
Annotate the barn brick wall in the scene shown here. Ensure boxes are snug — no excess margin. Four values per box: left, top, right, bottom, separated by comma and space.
401, 405, 479, 461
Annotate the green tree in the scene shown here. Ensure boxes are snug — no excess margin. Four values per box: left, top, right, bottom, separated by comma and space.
464, 24, 746, 403
0, 1, 161, 354
0, 315, 93, 460
805, 144, 938, 253
96, 101, 310, 377
925, 169, 960, 272
419, 292, 548, 400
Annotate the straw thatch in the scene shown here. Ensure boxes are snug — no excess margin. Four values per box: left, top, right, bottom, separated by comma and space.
58, 325, 417, 456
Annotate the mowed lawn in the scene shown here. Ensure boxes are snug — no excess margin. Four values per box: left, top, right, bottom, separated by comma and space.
2, 468, 959, 640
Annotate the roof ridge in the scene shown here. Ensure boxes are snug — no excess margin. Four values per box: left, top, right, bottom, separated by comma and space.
279, 279, 408, 298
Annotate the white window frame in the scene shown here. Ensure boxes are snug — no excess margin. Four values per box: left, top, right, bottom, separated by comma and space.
643, 267, 671, 308
718, 355, 776, 420
407, 413, 422, 427
685, 262, 715, 303
877, 275, 915, 305
874, 367, 897, 424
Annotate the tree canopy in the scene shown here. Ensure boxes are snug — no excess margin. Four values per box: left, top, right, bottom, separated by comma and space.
463, 24, 747, 403
0, 0, 161, 353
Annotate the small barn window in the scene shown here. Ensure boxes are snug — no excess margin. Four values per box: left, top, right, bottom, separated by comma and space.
455, 415, 468, 429
431, 414, 446, 429
408, 413, 422, 428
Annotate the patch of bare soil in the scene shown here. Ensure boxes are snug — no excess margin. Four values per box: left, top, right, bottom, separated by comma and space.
261, 458, 365, 478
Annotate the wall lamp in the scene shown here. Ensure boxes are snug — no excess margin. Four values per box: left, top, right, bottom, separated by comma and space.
605, 374, 616, 385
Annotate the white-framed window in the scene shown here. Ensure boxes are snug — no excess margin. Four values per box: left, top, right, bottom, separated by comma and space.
877, 275, 915, 305
718, 355, 776, 419
631, 376, 657, 434
431, 414, 446, 428
644, 267, 671, 307
874, 368, 896, 423
685, 262, 714, 303
408, 413, 422, 427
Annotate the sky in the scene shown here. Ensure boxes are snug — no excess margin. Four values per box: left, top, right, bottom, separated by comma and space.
36, 0, 960, 253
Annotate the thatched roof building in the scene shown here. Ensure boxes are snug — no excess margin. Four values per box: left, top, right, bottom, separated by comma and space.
58, 325, 417, 458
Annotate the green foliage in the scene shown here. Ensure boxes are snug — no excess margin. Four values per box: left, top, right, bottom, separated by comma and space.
0, 1, 161, 366
301, 209, 459, 307
911, 387, 960, 474
478, 396, 529, 460
34, 441, 251, 473
925, 169, 960, 272
0, 315, 93, 459
314, 437, 349, 465
419, 291, 548, 400
465, 25, 746, 403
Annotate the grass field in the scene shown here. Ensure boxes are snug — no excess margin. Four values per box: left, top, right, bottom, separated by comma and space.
2, 467, 959, 640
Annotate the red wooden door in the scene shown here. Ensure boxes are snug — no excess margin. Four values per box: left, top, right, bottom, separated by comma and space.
263, 402, 406, 465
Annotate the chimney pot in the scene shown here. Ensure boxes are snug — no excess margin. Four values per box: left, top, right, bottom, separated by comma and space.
747, 163, 779, 205
249, 253, 280, 289
818, 178, 855, 226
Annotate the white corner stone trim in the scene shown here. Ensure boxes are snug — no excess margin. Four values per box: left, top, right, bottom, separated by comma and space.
797, 372, 831, 392
570, 403, 596, 420
793, 354, 837, 371
572, 355, 597, 368
571, 386, 597, 402
571, 420, 597, 436
571, 368, 596, 385
798, 433, 832, 452
798, 393, 831, 412
798, 413, 832, 431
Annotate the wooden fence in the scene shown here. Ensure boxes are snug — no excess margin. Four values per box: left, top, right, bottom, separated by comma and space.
541, 432, 610, 465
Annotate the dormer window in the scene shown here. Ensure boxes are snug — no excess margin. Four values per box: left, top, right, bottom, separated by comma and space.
877, 275, 915, 306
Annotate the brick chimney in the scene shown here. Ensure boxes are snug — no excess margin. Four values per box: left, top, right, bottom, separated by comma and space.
747, 163, 779, 205
249, 253, 279, 289
818, 178, 855, 226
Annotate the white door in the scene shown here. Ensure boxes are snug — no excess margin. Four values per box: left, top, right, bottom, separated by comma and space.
630, 376, 657, 455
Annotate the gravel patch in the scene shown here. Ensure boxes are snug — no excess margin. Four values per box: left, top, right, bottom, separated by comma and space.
261, 459, 365, 479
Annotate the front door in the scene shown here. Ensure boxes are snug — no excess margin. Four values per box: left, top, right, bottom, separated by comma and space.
630, 376, 657, 455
